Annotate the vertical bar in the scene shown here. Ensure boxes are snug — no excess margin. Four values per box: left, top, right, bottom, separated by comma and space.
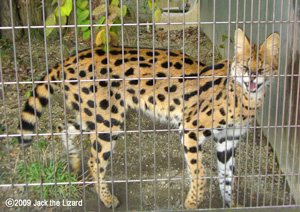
119, 0, 129, 210
0, 52, 17, 207
135, 0, 143, 210
209, 0, 216, 208
55, 0, 74, 209
71, 0, 87, 209
283, 0, 299, 204
166, 0, 171, 209
270, 0, 284, 206
25, 0, 45, 202
8, 0, 30, 205
195, 0, 202, 210
263, 0, 277, 206
225, 0, 233, 208
277, 0, 291, 205
150, 0, 157, 209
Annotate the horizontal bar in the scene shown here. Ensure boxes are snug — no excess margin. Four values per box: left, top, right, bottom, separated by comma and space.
0, 172, 298, 187
0, 20, 299, 30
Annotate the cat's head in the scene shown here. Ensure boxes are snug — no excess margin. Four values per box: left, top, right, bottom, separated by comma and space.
230, 28, 280, 98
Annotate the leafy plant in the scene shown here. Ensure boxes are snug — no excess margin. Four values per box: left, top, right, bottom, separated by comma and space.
16, 159, 79, 199
45, 0, 128, 50
93, 0, 127, 49
147, 0, 162, 23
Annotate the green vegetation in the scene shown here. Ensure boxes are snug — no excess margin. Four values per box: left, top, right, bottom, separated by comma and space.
15, 159, 80, 199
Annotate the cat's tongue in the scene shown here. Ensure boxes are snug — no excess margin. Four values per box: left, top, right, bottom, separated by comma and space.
249, 83, 256, 90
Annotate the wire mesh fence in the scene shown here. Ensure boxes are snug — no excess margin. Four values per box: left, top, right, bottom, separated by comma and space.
0, 0, 299, 211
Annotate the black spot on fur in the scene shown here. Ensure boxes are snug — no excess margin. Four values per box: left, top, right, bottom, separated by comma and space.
96, 49, 105, 56
220, 108, 226, 116
219, 119, 226, 125
201, 105, 208, 112
73, 94, 82, 102
201, 63, 224, 75
178, 73, 198, 83
189, 147, 197, 153
146, 51, 160, 56
132, 96, 138, 104
68, 68, 75, 74
115, 93, 121, 100
148, 96, 154, 104
45, 84, 54, 94
89, 85, 97, 93
87, 100, 95, 108
72, 102, 79, 111
146, 80, 155, 86
23, 104, 41, 118
149, 58, 157, 63
173, 98, 180, 105
111, 81, 120, 87
86, 121, 95, 130
192, 120, 197, 126
203, 130, 211, 137
157, 94, 165, 102
129, 80, 138, 85
88, 64, 93, 72
99, 133, 111, 142
64, 85, 70, 91
111, 105, 118, 113
84, 108, 93, 116
93, 140, 102, 152
114, 59, 129, 66
156, 72, 166, 77
82, 87, 89, 94
168, 52, 179, 56
140, 63, 151, 68
217, 149, 234, 164
161, 61, 173, 68
183, 58, 194, 65
127, 89, 135, 94
216, 91, 223, 100
101, 58, 108, 64
174, 62, 182, 69
69, 78, 78, 85
79, 70, 86, 77
120, 100, 124, 107
164, 85, 177, 92
129, 50, 138, 54
234, 95, 238, 107
169, 106, 175, 111
103, 151, 111, 160
189, 132, 197, 141
100, 68, 107, 75
99, 81, 108, 87
100, 99, 109, 110
19, 119, 35, 131
96, 114, 104, 123
191, 159, 197, 164
140, 89, 146, 95
206, 109, 212, 116
125, 68, 134, 76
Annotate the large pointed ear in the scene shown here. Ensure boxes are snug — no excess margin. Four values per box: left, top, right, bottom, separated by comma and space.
259, 33, 280, 60
234, 28, 251, 57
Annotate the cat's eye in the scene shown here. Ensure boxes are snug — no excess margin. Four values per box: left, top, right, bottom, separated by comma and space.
258, 69, 264, 74
243, 66, 249, 72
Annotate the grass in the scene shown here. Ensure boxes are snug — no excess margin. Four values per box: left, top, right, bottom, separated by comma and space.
15, 158, 80, 199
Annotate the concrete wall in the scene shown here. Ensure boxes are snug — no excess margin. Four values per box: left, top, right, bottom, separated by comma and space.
199, 0, 299, 204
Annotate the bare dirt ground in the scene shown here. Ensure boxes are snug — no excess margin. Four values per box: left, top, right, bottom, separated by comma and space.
0, 25, 292, 212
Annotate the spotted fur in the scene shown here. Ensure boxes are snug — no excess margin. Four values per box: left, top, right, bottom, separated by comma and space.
17, 28, 279, 209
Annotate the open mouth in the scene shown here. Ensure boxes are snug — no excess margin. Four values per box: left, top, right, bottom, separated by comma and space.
244, 82, 263, 93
